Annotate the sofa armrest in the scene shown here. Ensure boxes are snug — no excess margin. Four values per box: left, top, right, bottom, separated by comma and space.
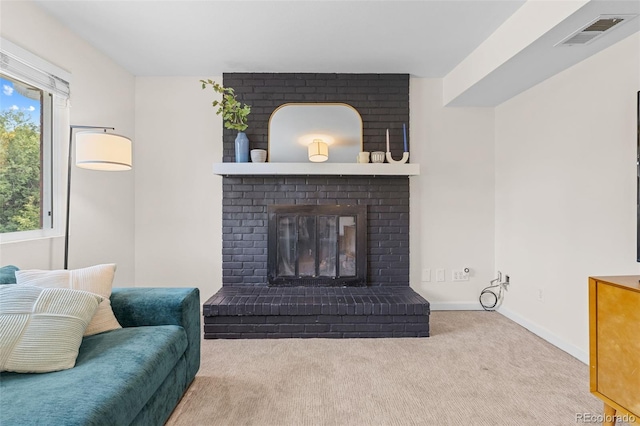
110, 287, 200, 382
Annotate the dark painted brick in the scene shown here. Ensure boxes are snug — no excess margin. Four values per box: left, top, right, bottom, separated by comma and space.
405, 323, 430, 332
304, 324, 330, 333
241, 333, 270, 339
367, 315, 394, 323
267, 333, 293, 338
204, 333, 242, 339
380, 323, 406, 332
279, 324, 305, 333
225, 324, 252, 333
393, 332, 419, 337
290, 333, 320, 338
343, 332, 377, 338
254, 324, 279, 333
241, 316, 265, 324
203, 324, 231, 333
355, 324, 382, 332
330, 324, 356, 332
316, 315, 343, 324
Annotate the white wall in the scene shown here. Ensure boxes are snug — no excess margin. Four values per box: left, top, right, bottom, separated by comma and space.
410, 78, 496, 309
495, 33, 640, 362
0, 1, 136, 285
134, 77, 222, 301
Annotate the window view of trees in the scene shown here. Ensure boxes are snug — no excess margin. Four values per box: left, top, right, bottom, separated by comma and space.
0, 76, 43, 233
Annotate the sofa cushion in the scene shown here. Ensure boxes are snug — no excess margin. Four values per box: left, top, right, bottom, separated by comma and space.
0, 265, 19, 284
0, 285, 102, 373
0, 325, 188, 426
15, 264, 121, 336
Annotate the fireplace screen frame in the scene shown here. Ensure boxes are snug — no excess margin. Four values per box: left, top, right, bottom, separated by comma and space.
267, 204, 367, 286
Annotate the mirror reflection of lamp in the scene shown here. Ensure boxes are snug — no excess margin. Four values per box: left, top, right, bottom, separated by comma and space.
308, 139, 329, 162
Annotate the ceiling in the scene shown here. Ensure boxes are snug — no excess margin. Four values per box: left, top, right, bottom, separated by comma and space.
32, 0, 527, 77
30, 0, 640, 106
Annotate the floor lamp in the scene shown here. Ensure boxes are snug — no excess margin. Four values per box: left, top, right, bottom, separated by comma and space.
64, 125, 132, 269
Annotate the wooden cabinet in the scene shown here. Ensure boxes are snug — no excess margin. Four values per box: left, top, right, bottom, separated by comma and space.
589, 276, 640, 426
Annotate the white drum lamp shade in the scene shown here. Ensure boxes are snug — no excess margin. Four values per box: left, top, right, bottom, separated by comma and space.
308, 139, 329, 162
75, 132, 132, 171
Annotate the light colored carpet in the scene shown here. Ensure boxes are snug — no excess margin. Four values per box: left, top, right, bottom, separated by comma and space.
167, 311, 606, 426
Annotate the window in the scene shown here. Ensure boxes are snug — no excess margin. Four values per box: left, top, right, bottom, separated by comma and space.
0, 38, 70, 241
0, 74, 51, 233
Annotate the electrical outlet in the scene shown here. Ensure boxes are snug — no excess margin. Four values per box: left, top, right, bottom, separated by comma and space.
452, 269, 469, 281
537, 288, 544, 302
421, 269, 431, 282
436, 269, 445, 282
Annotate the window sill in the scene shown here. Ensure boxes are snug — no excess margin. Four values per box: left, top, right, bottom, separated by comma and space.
0, 230, 63, 244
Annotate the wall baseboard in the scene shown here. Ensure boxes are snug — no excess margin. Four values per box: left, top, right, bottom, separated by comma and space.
498, 307, 589, 364
429, 301, 483, 311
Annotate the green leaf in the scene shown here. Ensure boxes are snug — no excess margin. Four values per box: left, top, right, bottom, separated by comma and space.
198, 78, 251, 130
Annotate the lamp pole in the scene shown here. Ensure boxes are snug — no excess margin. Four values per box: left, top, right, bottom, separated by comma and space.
64, 125, 114, 270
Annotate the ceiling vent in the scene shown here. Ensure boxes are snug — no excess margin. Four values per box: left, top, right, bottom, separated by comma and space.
556, 14, 637, 46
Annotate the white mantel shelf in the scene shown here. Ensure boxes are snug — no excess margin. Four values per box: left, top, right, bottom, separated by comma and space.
212, 162, 420, 176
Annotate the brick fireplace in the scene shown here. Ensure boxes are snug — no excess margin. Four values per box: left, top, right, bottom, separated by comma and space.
202, 73, 429, 338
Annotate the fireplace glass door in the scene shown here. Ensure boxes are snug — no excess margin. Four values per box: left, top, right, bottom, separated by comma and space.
268, 205, 366, 286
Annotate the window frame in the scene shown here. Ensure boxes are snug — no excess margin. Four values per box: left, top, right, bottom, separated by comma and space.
0, 38, 71, 243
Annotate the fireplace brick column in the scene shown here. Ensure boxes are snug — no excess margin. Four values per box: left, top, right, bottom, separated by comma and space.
220, 73, 410, 288
203, 73, 429, 339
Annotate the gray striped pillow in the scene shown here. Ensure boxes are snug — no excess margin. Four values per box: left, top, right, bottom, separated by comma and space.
0, 285, 102, 373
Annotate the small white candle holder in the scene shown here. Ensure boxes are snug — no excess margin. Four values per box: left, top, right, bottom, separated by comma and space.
386, 151, 409, 164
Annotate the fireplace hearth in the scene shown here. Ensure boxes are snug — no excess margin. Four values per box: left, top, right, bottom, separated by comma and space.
203, 286, 429, 339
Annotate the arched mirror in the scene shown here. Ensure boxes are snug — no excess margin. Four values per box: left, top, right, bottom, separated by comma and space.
268, 103, 363, 163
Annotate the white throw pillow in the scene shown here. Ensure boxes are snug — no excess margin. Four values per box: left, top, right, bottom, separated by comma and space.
0, 285, 103, 373
15, 264, 121, 336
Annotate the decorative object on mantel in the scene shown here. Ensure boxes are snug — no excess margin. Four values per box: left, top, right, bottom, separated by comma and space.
251, 149, 267, 163
371, 151, 385, 163
200, 79, 251, 163
386, 151, 409, 164
235, 132, 249, 162
385, 126, 409, 164
357, 151, 370, 163
308, 139, 329, 162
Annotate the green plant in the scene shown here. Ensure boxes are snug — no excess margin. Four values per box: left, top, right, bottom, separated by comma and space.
200, 79, 251, 132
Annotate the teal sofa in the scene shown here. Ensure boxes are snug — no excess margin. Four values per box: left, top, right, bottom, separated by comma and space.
0, 286, 200, 426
